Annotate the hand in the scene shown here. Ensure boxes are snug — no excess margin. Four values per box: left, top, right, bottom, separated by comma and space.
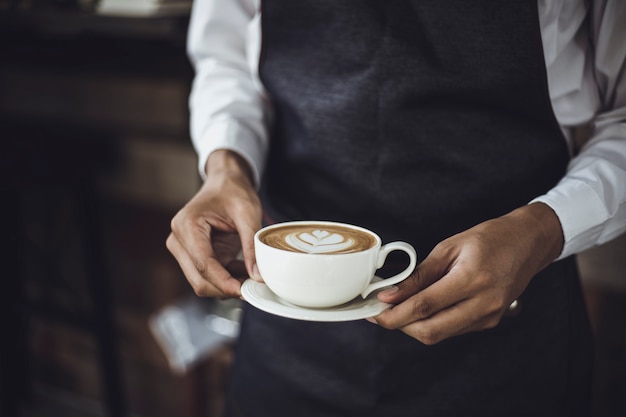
166, 150, 262, 298
369, 203, 564, 345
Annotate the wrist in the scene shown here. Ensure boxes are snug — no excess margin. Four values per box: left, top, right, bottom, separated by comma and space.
508, 202, 564, 266
205, 150, 255, 187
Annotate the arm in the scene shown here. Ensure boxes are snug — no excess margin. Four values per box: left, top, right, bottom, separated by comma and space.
187, 0, 270, 186
167, 150, 262, 298
372, 0, 626, 344
532, 0, 626, 258
167, 0, 269, 298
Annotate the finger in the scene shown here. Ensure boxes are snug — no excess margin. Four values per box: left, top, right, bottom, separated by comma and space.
166, 233, 223, 296
173, 217, 245, 293
398, 297, 502, 345
234, 217, 262, 282
166, 233, 241, 298
378, 247, 454, 304
374, 268, 469, 329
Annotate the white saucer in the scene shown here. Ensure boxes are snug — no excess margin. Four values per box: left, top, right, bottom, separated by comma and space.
241, 277, 392, 322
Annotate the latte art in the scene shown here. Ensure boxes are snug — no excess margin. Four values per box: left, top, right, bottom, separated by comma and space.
260, 224, 377, 254
286, 230, 354, 254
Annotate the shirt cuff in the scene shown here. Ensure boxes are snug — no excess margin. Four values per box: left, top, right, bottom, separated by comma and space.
530, 178, 609, 260
193, 118, 266, 188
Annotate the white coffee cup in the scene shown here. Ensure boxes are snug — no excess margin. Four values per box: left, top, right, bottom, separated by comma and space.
254, 220, 417, 308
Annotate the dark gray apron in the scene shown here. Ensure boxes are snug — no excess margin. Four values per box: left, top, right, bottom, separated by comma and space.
224, 1, 593, 416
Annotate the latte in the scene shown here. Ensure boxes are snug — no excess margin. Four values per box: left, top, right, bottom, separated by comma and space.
259, 223, 377, 254
254, 220, 417, 308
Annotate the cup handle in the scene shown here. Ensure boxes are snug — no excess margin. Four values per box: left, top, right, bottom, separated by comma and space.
360, 241, 417, 299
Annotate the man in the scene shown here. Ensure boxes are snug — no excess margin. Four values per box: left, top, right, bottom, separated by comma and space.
167, 1, 626, 415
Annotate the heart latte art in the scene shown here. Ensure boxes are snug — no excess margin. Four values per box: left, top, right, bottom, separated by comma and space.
259, 224, 377, 254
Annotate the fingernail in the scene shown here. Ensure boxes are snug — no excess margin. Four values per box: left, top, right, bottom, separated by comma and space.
251, 264, 263, 282
379, 286, 399, 297
365, 317, 378, 324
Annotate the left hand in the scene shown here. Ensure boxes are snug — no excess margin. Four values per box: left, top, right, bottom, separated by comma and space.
369, 202, 564, 345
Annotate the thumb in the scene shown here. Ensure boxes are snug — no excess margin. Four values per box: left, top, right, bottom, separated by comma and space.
378, 248, 450, 303
236, 219, 262, 282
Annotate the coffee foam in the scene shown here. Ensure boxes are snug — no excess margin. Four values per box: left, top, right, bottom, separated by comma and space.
260, 224, 377, 254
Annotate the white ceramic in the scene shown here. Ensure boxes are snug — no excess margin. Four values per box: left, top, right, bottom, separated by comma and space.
254, 221, 417, 308
241, 278, 392, 322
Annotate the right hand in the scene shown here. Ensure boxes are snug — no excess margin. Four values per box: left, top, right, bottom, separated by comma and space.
166, 150, 263, 298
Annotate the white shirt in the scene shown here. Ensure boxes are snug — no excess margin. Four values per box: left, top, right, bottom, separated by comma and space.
186, 0, 626, 259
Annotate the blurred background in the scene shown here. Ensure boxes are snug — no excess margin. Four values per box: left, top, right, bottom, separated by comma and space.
0, 1, 624, 417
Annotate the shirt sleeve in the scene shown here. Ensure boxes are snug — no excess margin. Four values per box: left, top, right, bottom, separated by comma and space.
186, 0, 271, 187
532, 0, 626, 259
